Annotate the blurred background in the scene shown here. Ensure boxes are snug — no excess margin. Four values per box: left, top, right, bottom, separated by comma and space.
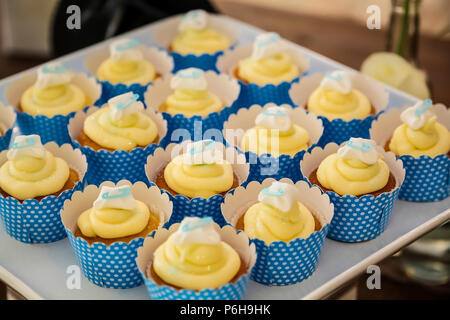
0, 0, 449, 299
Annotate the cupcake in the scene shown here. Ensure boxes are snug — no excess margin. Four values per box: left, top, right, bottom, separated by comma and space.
221, 179, 333, 285
4, 62, 101, 145
145, 140, 250, 225
136, 216, 256, 299
153, 9, 237, 72
289, 70, 389, 145
85, 38, 173, 101
0, 103, 17, 151
217, 32, 310, 107
301, 138, 405, 242
69, 91, 167, 185
223, 103, 323, 181
370, 100, 450, 202
0, 134, 87, 243
61, 182, 172, 288
145, 67, 240, 134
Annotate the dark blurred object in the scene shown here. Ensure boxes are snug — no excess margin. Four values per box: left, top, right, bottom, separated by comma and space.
386, 0, 421, 66
51, 0, 217, 57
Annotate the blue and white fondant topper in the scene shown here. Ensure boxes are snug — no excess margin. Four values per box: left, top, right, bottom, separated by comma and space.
320, 70, 352, 94
338, 137, 379, 165
108, 92, 143, 121
35, 62, 72, 90
110, 38, 143, 61
251, 32, 284, 60
401, 99, 434, 130
172, 217, 220, 245
179, 9, 208, 31
170, 67, 208, 91
258, 181, 297, 213
256, 104, 291, 132
8, 134, 45, 160
93, 185, 137, 210
182, 139, 224, 165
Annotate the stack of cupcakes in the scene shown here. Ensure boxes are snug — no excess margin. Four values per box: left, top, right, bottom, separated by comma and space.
1, 9, 449, 301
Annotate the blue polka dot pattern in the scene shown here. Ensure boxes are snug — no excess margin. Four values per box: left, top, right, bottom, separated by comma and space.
16, 112, 75, 146
171, 51, 225, 73
99, 81, 150, 105
0, 181, 85, 243
325, 189, 400, 242
236, 77, 301, 109
248, 225, 329, 285
398, 154, 449, 202
141, 269, 250, 300
0, 128, 12, 151
72, 140, 157, 186
159, 191, 228, 227
66, 230, 144, 288
317, 113, 381, 146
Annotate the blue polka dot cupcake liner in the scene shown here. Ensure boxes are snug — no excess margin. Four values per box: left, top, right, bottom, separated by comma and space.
84, 45, 174, 102
60, 181, 173, 289
288, 72, 389, 145
4, 72, 102, 146
300, 143, 405, 242
0, 142, 88, 243
145, 141, 251, 227
144, 71, 241, 137
151, 13, 239, 73
136, 222, 256, 300
221, 178, 333, 285
0, 104, 16, 150
68, 106, 168, 186
223, 104, 323, 182
217, 43, 310, 108
370, 104, 450, 202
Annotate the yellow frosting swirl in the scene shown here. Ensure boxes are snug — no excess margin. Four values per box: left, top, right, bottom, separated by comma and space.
83, 107, 158, 151
241, 124, 309, 156
171, 27, 231, 55
0, 151, 70, 200
307, 88, 372, 121
317, 153, 390, 196
153, 232, 240, 290
244, 201, 315, 245
163, 89, 222, 117
389, 117, 450, 158
77, 200, 151, 239
164, 155, 234, 198
20, 84, 88, 116
237, 52, 300, 86
97, 59, 156, 85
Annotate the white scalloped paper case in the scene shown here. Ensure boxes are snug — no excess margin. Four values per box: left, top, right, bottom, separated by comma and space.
68, 106, 168, 186
300, 143, 405, 242
0, 142, 87, 243
145, 141, 250, 226
216, 43, 310, 108
136, 222, 256, 299
60, 181, 173, 289
152, 14, 239, 72
4, 71, 102, 145
144, 71, 241, 137
370, 104, 450, 202
84, 44, 174, 102
288, 72, 389, 146
221, 178, 333, 286
0, 104, 17, 151
223, 104, 324, 182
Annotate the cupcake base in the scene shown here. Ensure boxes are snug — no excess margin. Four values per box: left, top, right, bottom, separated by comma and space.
308, 169, 397, 198
73, 211, 160, 245
0, 168, 79, 202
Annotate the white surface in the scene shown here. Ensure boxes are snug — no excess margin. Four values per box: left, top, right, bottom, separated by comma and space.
0, 15, 449, 300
